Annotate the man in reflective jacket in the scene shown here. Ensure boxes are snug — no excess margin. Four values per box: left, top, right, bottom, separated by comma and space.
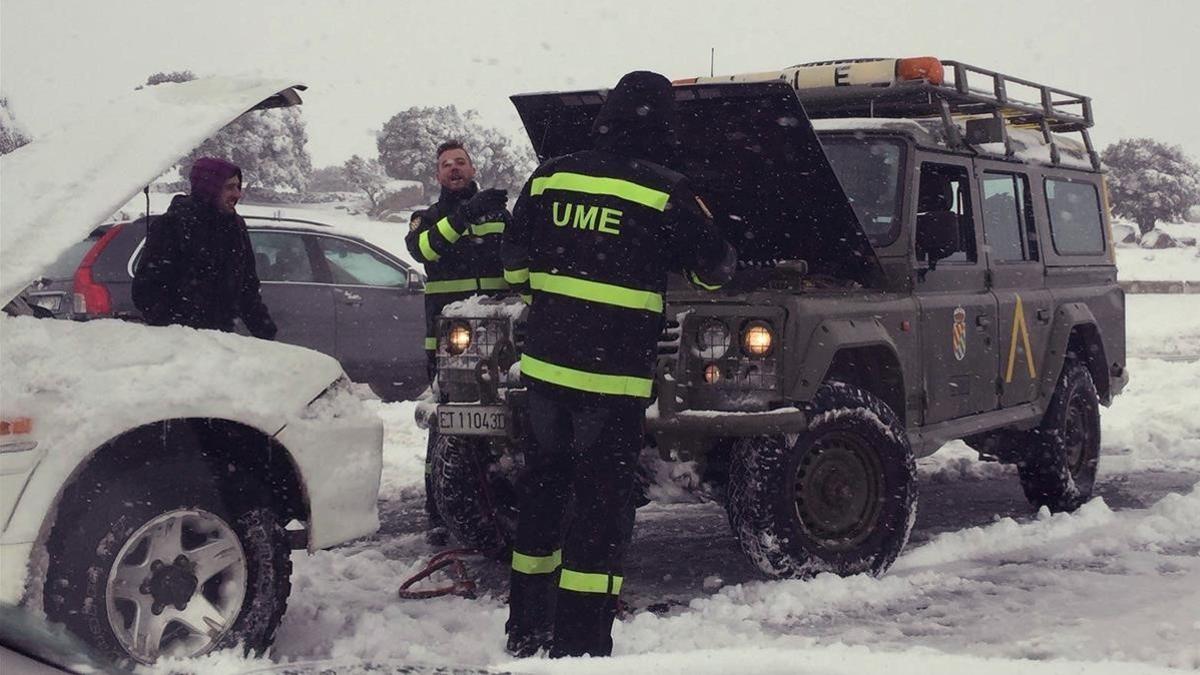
405, 139, 511, 544
501, 71, 736, 658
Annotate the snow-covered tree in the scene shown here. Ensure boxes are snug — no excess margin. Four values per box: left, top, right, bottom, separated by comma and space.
1102, 138, 1200, 235
343, 155, 388, 208
144, 70, 197, 86
0, 96, 31, 155
308, 165, 354, 192
376, 105, 536, 194
144, 71, 313, 192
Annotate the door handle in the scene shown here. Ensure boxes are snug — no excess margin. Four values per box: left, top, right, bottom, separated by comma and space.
339, 290, 363, 306
975, 315, 991, 329
1036, 308, 1051, 324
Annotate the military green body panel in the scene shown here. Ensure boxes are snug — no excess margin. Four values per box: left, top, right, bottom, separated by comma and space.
787, 314, 903, 405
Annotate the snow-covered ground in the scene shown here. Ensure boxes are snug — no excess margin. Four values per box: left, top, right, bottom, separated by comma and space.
160, 294, 1200, 674
1114, 221, 1200, 282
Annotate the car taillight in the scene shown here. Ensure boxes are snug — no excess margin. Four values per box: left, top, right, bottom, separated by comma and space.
72, 223, 125, 315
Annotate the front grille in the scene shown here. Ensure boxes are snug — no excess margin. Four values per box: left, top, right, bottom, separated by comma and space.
709, 358, 780, 390
437, 317, 519, 403
682, 313, 783, 401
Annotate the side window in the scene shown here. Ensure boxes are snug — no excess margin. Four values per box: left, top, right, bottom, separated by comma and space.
982, 172, 1037, 262
1045, 178, 1106, 256
317, 236, 408, 287
249, 231, 316, 282
917, 162, 976, 263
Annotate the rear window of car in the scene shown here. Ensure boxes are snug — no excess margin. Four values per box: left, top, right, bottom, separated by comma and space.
1044, 178, 1106, 256
39, 237, 99, 280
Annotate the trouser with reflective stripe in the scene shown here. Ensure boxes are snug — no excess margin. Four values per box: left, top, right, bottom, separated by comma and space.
507, 389, 642, 657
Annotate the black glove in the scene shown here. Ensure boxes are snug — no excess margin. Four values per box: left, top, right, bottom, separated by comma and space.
458, 188, 508, 224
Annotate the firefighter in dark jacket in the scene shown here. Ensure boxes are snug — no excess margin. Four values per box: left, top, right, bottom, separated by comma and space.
404, 139, 512, 544
132, 157, 277, 340
501, 71, 737, 658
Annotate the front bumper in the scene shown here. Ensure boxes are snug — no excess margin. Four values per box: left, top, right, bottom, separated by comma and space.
277, 411, 383, 551
424, 391, 808, 438
646, 407, 808, 436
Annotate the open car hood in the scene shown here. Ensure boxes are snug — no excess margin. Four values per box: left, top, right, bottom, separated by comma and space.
0, 77, 306, 304
511, 81, 880, 282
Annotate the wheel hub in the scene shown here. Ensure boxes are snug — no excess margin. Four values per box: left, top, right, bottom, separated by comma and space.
142, 555, 199, 613
794, 433, 884, 550
105, 508, 248, 663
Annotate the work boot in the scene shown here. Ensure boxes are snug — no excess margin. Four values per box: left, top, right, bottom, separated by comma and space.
504, 628, 551, 658
549, 590, 617, 658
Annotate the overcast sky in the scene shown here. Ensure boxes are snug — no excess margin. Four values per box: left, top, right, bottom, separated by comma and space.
3, 0, 1198, 168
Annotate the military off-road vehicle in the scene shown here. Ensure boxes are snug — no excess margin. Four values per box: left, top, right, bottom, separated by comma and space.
418, 57, 1128, 580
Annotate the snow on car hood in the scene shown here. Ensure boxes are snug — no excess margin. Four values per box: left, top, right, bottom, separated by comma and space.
0, 77, 305, 304
0, 315, 345, 448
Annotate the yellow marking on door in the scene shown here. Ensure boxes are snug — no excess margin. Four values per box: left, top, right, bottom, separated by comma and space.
1005, 294, 1037, 383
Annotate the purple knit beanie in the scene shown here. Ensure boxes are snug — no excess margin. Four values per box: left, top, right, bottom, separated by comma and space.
189, 157, 242, 206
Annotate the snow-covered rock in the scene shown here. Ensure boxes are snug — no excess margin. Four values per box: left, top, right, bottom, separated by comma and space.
1139, 229, 1178, 249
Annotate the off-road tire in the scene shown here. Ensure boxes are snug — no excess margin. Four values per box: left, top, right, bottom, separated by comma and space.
1017, 360, 1100, 512
44, 462, 292, 666
431, 434, 518, 555
726, 381, 917, 579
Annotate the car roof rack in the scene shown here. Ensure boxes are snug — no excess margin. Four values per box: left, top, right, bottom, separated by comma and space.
679, 58, 1101, 171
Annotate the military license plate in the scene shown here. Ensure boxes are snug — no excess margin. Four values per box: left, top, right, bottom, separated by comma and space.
437, 405, 509, 436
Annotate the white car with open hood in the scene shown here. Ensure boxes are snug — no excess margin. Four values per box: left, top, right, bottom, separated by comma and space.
0, 78, 384, 665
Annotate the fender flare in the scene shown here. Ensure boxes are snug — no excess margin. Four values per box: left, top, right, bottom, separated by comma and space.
792, 317, 902, 404
1038, 303, 1111, 405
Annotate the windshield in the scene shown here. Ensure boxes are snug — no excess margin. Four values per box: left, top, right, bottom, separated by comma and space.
819, 137, 905, 246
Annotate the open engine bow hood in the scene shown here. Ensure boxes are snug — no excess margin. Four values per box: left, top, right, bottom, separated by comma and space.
510, 81, 880, 282
0, 77, 306, 304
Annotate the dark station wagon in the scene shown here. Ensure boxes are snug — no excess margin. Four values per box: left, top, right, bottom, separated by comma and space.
63, 215, 429, 401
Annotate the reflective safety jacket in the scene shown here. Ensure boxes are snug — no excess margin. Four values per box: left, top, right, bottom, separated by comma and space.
405, 182, 512, 351
503, 150, 736, 406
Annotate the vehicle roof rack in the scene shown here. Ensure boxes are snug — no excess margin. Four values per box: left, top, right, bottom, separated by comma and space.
679, 58, 1101, 170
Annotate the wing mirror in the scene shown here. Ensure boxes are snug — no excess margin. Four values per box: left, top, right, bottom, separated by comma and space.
917, 211, 961, 267
407, 269, 425, 291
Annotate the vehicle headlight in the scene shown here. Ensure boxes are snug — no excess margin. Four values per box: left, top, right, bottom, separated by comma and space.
741, 321, 774, 357
696, 319, 731, 359
447, 321, 472, 355
703, 363, 723, 384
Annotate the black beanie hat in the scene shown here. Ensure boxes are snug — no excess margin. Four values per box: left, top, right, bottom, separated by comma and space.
592, 71, 676, 136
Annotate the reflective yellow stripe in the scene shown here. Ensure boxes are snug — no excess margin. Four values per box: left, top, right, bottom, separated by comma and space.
520, 293, 532, 304
425, 278, 478, 294
530, 272, 663, 313
436, 217, 461, 244
559, 568, 623, 595
504, 267, 530, 284
479, 276, 509, 290
531, 172, 670, 212
521, 354, 652, 398
471, 221, 505, 236
689, 270, 723, 291
418, 230, 440, 262
512, 549, 562, 575
424, 337, 438, 350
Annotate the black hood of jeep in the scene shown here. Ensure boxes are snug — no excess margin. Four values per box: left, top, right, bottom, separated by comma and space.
511, 81, 880, 282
